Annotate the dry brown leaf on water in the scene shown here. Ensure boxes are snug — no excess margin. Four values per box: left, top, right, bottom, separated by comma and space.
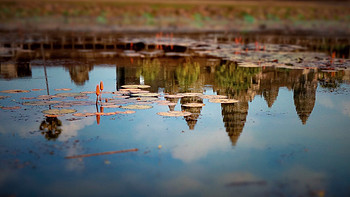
112, 95, 130, 99
129, 97, 158, 101
23, 100, 62, 106
121, 104, 153, 110
53, 104, 73, 108
121, 85, 150, 89
73, 113, 95, 117
20, 97, 36, 100
45, 114, 63, 118
199, 95, 227, 99
177, 93, 203, 97
42, 109, 77, 115
74, 96, 89, 100
209, 99, 239, 103
80, 91, 95, 94
182, 103, 205, 107
31, 89, 45, 91
0, 89, 30, 93
157, 111, 192, 117
101, 105, 121, 108
36, 95, 58, 100
55, 93, 86, 97
54, 88, 72, 91
115, 110, 136, 114
1, 106, 21, 110
131, 93, 159, 97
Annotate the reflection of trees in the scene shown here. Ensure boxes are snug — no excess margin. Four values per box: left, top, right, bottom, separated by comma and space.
175, 61, 200, 92
318, 71, 344, 90
39, 117, 62, 140
136, 59, 161, 82
214, 62, 261, 97
66, 64, 93, 86
293, 70, 318, 124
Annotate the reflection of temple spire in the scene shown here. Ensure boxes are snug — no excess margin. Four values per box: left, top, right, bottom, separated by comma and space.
180, 96, 203, 130
221, 102, 248, 146
66, 64, 93, 86
293, 70, 318, 124
263, 87, 279, 108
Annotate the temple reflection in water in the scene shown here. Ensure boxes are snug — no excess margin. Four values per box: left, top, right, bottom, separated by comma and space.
1, 57, 348, 145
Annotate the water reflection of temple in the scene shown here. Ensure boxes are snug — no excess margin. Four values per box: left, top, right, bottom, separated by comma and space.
180, 96, 204, 130
0, 61, 32, 79
65, 64, 94, 86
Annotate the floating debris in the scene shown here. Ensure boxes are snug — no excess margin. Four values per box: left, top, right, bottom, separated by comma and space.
121, 85, 151, 89
0, 96, 10, 99
157, 111, 192, 117
23, 100, 62, 106
42, 109, 77, 115
31, 89, 45, 91
65, 148, 139, 159
0, 89, 30, 93
54, 88, 72, 91
182, 103, 205, 107
209, 99, 239, 103
199, 95, 228, 99
121, 105, 153, 110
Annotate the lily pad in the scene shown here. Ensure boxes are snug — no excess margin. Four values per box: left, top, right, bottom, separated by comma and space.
157, 111, 192, 117
42, 109, 77, 115
209, 99, 239, 103
73, 112, 96, 117
121, 104, 153, 110
177, 93, 203, 97
164, 95, 184, 98
36, 95, 58, 100
23, 100, 62, 106
31, 89, 45, 91
182, 103, 205, 107
129, 97, 159, 101
199, 95, 227, 99
0, 89, 30, 93
80, 91, 95, 94
1, 106, 21, 110
101, 105, 121, 108
54, 88, 72, 91
131, 93, 160, 97
121, 85, 151, 89
55, 92, 86, 97
20, 97, 36, 100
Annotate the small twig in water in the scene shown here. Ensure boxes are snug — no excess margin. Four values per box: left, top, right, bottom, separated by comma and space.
65, 148, 139, 159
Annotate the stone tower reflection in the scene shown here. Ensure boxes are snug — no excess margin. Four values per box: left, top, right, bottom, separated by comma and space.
293, 70, 318, 124
221, 102, 249, 146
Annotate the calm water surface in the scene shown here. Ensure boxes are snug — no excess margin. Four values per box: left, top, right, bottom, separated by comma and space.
0, 57, 350, 197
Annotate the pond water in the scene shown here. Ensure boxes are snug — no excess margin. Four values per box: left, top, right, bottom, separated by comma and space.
1, 37, 350, 197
